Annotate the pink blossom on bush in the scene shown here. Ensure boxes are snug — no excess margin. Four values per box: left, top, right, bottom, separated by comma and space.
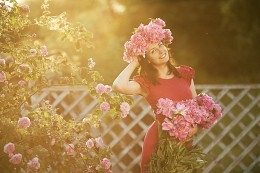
17, 117, 31, 128
104, 85, 112, 93
86, 139, 94, 148
88, 58, 95, 70
18, 63, 32, 73
120, 102, 130, 118
40, 45, 48, 56
66, 144, 75, 154
95, 83, 106, 95
120, 102, 130, 112
9, 153, 22, 165
4, 142, 15, 154
18, 80, 26, 87
100, 158, 111, 170
27, 157, 40, 171
20, 5, 30, 16
82, 117, 88, 123
100, 102, 110, 112
0, 71, 7, 82
32, 33, 36, 38
0, 59, 5, 65
30, 49, 37, 54
95, 137, 104, 148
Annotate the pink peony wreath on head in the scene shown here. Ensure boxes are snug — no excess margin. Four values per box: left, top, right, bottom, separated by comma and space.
123, 18, 173, 63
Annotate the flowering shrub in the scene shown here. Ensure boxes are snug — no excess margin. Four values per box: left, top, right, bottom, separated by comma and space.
0, 0, 132, 172
156, 93, 222, 142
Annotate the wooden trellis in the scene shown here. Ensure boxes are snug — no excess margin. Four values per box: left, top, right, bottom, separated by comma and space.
31, 84, 260, 173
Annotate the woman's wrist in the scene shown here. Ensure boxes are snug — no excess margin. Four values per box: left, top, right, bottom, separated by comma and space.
129, 60, 139, 69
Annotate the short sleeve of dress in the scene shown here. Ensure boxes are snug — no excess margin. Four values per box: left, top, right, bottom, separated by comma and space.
133, 75, 150, 92
178, 65, 195, 85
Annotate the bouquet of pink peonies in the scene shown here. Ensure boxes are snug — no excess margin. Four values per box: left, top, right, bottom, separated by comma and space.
156, 93, 222, 142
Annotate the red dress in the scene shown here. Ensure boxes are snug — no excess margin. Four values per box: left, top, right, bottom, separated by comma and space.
133, 65, 195, 173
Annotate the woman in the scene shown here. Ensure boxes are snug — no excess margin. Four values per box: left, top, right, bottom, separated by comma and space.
113, 18, 205, 173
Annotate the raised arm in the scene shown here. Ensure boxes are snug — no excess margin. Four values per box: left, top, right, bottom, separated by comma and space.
112, 60, 147, 96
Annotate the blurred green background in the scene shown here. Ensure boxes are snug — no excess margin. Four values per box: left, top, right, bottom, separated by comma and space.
22, 0, 260, 84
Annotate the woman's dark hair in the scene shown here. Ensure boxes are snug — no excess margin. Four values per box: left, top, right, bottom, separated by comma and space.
138, 52, 182, 85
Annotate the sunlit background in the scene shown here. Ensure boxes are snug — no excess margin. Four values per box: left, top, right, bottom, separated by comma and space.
19, 0, 260, 84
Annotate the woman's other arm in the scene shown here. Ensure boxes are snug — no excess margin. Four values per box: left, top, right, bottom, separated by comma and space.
190, 79, 197, 98
190, 79, 200, 135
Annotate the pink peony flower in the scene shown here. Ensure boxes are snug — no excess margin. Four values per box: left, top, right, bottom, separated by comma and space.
100, 102, 110, 112
86, 139, 94, 148
152, 18, 166, 27
162, 118, 174, 131
27, 157, 40, 171
9, 153, 22, 165
0, 71, 7, 82
66, 144, 75, 154
18, 117, 31, 128
95, 137, 104, 148
4, 143, 15, 154
100, 158, 111, 170
40, 45, 48, 56
164, 29, 173, 44
168, 116, 193, 142
156, 98, 174, 118
172, 102, 188, 116
95, 83, 106, 95
88, 58, 96, 70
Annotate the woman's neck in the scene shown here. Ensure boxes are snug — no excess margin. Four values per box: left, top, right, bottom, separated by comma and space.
154, 64, 172, 78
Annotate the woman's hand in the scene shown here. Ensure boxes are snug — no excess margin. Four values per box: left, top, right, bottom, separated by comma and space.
131, 56, 140, 68
190, 125, 199, 136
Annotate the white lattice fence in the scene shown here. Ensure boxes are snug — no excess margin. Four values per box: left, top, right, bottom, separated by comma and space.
31, 84, 260, 173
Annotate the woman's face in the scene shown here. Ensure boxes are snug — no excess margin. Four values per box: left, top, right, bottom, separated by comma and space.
146, 42, 169, 65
